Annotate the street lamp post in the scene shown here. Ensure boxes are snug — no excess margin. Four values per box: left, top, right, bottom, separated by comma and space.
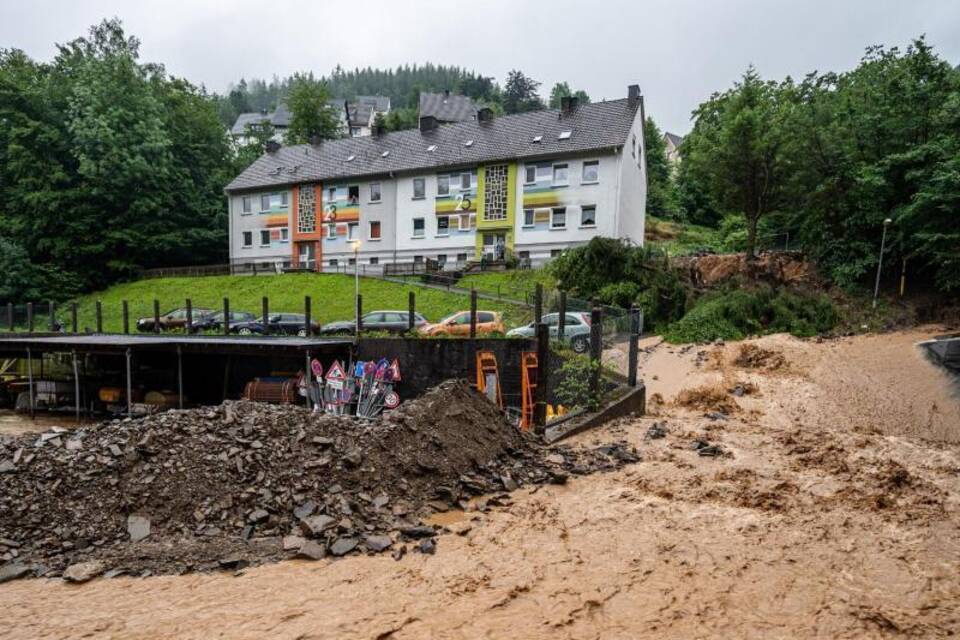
872, 218, 892, 309
351, 240, 361, 333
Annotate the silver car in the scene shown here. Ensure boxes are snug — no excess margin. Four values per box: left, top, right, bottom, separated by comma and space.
506, 312, 593, 353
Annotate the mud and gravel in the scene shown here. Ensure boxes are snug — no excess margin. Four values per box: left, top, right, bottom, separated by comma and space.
0, 380, 635, 577
1, 327, 959, 639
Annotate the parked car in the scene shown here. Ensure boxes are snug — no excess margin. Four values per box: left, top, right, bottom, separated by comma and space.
136, 307, 214, 332
229, 313, 321, 336
506, 312, 593, 353
419, 310, 505, 337
190, 310, 257, 333
319, 310, 428, 335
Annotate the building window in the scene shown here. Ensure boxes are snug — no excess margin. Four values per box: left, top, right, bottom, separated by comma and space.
348, 257, 356, 266
369, 182, 381, 203
437, 254, 447, 265
369, 257, 379, 265
260, 229, 271, 246
414, 255, 423, 264
327, 223, 337, 239
327, 187, 336, 202
632, 135, 637, 158
260, 192, 288, 212
413, 218, 425, 238
280, 227, 290, 242
437, 216, 450, 236
241, 197, 252, 214
348, 222, 359, 241
524, 165, 536, 185
242, 231, 253, 248
582, 161, 599, 183
553, 164, 569, 186
329, 259, 338, 267
369, 220, 381, 240
348, 186, 359, 205
437, 175, 450, 196
413, 178, 425, 199
551, 207, 567, 229
519, 250, 530, 260
457, 253, 467, 262
457, 213, 476, 231
551, 249, 562, 258
523, 209, 535, 227
460, 173, 471, 190
580, 205, 597, 227
350, 127, 361, 137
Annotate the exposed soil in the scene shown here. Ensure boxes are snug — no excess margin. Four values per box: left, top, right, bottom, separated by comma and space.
674, 251, 821, 288
1, 327, 959, 638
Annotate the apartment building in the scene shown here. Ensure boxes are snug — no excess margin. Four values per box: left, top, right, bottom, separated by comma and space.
225, 86, 647, 271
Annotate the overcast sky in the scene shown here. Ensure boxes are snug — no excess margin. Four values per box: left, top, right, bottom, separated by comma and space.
2, 0, 958, 133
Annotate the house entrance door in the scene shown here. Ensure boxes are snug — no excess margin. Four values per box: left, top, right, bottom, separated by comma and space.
298, 242, 317, 271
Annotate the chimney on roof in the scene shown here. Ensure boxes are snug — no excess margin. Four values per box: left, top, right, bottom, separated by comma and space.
419, 115, 438, 132
477, 107, 494, 123
443, 89, 450, 99
560, 96, 579, 116
308, 135, 322, 146
265, 140, 281, 153
628, 84, 641, 105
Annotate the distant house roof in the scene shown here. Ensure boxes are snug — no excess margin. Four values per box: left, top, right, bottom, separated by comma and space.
663, 131, 684, 147
230, 112, 272, 135
419, 92, 478, 123
270, 103, 292, 127
226, 97, 641, 192
347, 103, 375, 127
356, 95, 391, 112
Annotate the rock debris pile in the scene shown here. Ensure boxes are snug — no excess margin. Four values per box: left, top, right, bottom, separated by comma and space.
0, 380, 637, 580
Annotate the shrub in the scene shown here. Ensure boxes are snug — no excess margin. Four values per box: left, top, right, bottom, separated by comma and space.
553, 354, 604, 411
663, 285, 837, 343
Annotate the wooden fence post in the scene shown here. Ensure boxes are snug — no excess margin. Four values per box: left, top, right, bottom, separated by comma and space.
122, 301, 129, 334
534, 322, 549, 428
408, 291, 415, 331
95, 301, 102, 333
469, 289, 477, 338
304, 296, 312, 336
534, 283, 543, 324
628, 305, 641, 387
71, 303, 78, 333
185, 299, 192, 334
589, 306, 603, 402
262, 296, 270, 335
557, 291, 567, 340
27, 302, 34, 333
223, 297, 230, 336
153, 299, 160, 334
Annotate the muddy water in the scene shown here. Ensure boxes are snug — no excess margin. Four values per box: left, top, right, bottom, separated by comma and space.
0, 410, 90, 437
2, 327, 960, 638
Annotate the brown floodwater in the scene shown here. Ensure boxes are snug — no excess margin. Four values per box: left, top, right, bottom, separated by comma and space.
0, 410, 91, 437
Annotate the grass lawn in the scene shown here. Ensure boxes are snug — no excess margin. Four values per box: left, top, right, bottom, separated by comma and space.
458, 269, 557, 300
645, 216, 724, 256
67, 273, 531, 333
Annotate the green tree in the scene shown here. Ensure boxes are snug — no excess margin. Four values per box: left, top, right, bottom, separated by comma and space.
284, 72, 341, 144
502, 70, 544, 114
682, 67, 789, 259
643, 117, 675, 218
548, 82, 590, 108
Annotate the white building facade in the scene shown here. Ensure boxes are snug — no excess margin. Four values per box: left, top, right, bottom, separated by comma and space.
225, 87, 647, 272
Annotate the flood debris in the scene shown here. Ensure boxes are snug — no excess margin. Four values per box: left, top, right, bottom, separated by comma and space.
0, 380, 637, 579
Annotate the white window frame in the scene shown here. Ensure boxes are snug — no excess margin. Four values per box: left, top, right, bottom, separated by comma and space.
580, 205, 597, 228
460, 173, 472, 190
552, 163, 569, 187
436, 215, 450, 237
260, 194, 271, 212
327, 223, 338, 239
523, 209, 535, 228
347, 222, 359, 241
280, 227, 290, 242
437, 175, 450, 196
551, 207, 567, 229
369, 256, 379, 265
457, 213, 476, 231
581, 160, 599, 184
260, 229, 272, 247
524, 165, 536, 185
241, 196, 252, 215
350, 126, 362, 137
413, 177, 426, 200
412, 217, 425, 238
368, 220, 382, 241
241, 231, 253, 248
369, 182, 381, 203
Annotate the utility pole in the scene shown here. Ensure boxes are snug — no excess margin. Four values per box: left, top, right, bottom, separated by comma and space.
872, 218, 892, 309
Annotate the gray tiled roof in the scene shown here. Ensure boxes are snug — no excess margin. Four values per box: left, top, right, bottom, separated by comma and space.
357, 95, 391, 112
270, 103, 292, 127
663, 131, 684, 147
419, 92, 477, 122
348, 103, 374, 127
226, 98, 640, 193
230, 112, 272, 135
